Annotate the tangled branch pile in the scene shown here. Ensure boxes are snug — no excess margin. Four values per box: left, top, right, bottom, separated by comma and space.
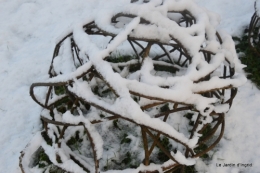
20, 0, 246, 172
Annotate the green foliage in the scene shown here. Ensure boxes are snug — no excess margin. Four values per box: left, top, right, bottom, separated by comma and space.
121, 152, 132, 165
184, 166, 197, 173
194, 144, 209, 159
106, 54, 178, 74
106, 55, 141, 72
113, 119, 121, 130
189, 121, 194, 126
193, 125, 212, 159
92, 85, 116, 98
175, 165, 198, 173
184, 113, 193, 120
234, 28, 260, 88
133, 96, 139, 102
106, 55, 135, 63
100, 114, 105, 118
54, 96, 71, 114
49, 165, 67, 173
66, 131, 83, 153
54, 86, 66, 96
117, 152, 138, 168
92, 86, 101, 96
37, 150, 51, 168
102, 88, 112, 94
184, 113, 210, 159
120, 134, 132, 144
160, 103, 169, 112
129, 64, 141, 72
104, 151, 138, 170
157, 137, 172, 162
154, 64, 177, 73
56, 155, 62, 164
102, 119, 141, 171
33, 148, 67, 172
41, 132, 52, 146
201, 124, 212, 139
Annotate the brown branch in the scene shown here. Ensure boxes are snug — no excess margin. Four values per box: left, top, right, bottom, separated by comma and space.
158, 44, 174, 64
83, 126, 99, 173
141, 101, 166, 110
58, 126, 68, 148
148, 114, 169, 157
141, 126, 150, 166
194, 85, 233, 94
144, 128, 179, 164
19, 151, 25, 173
198, 114, 223, 145
154, 107, 191, 118
129, 90, 193, 107
192, 114, 225, 158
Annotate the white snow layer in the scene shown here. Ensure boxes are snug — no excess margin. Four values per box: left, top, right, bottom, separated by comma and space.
0, 0, 258, 173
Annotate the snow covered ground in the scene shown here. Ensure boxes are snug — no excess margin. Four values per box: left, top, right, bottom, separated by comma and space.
0, 0, 258, 173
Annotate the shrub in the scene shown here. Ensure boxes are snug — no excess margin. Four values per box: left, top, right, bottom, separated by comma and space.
20, 0, 246, 172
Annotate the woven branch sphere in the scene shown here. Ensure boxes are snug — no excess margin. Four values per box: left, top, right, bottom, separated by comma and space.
249, 0, 260, 55
20, 0, 246, 172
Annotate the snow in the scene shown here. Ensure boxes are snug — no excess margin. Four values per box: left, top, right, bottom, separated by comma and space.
172, 150, 196, 166
53, 38, 76, 75
0, 0, 258, 173
20, 132, 43, 173
256, 0, 260, 16
206, 81, 260, 173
